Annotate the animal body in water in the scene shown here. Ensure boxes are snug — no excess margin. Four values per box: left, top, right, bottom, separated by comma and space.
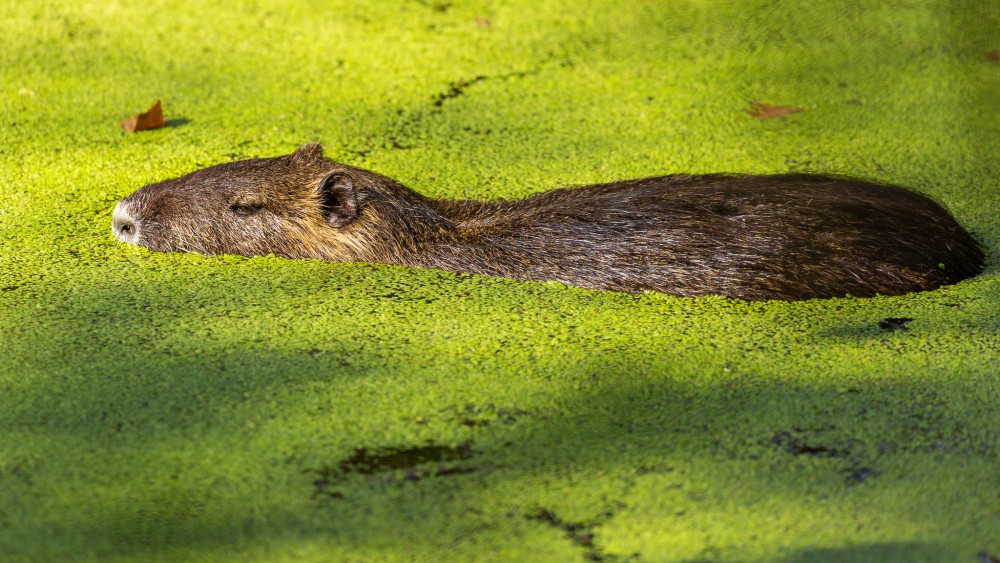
112, 145, 984, 301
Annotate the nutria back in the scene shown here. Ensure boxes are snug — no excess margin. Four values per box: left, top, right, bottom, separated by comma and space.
112, 145, 985, 301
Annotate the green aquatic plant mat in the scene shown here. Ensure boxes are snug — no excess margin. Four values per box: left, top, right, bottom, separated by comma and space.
1, 0, 998, 561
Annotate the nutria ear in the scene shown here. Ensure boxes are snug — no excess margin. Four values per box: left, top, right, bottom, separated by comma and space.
292, 144, 324, 163
319, 172, 357, 227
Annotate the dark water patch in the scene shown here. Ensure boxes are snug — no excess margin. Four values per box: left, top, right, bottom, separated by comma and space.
846, 467, 876, 484
432, 76, 487, 107
430, 68, 539, 108
771, 431, 849, 458
339, 442, 474, 474
414, 0, 451, 12
451, 403, 530, 427
526, 507, 636, 562
309, 441, 476, 499
878, 317, 913, 331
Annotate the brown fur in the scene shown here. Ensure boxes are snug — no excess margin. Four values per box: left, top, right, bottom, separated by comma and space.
112, 144, 985, 301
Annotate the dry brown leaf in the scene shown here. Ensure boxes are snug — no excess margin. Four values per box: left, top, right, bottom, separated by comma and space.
120, 100, 165, 132
746, 102, 802, 119
986, 51, 1000, 61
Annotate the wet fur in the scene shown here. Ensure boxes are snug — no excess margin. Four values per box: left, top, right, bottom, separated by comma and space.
113, 145, 984, 301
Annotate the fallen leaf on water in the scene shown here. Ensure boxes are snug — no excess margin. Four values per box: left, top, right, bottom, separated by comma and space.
120, 100, 165, 132
746, 102, 802, 119
986, 51, 1000, 61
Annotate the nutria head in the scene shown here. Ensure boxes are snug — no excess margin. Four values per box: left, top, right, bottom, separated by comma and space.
112, 145, 445, 262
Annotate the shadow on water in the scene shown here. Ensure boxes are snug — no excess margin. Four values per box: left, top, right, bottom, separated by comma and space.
685, 542, 971, 563
784, 543, 984, 563
164, 118, 192, 128
1, 266, 997, 559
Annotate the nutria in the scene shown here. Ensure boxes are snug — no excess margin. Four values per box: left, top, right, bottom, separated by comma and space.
112, 144, 985, 301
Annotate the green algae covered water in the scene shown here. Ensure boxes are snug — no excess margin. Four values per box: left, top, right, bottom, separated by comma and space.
0, 0, 998, 560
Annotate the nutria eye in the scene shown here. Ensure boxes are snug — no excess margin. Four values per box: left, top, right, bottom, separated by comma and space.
231, 203, 263, 216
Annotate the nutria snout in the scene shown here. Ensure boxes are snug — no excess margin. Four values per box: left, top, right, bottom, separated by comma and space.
112, 144, 985, 301
112, 201, 139, 243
